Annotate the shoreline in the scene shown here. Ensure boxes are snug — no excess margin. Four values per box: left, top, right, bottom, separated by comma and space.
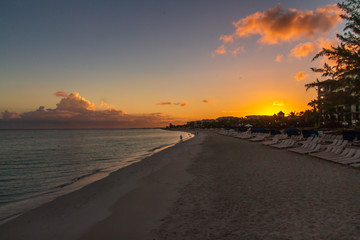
2, 131, 360, 239
0, 129, 193, 225
0, 131, 202, 239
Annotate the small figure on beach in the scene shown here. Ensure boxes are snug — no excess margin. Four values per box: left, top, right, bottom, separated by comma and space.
180, 135, 183, 141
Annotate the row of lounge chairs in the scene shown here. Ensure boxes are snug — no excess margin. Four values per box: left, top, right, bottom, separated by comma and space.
215, 128, 360, 169
270, 137, 360, 167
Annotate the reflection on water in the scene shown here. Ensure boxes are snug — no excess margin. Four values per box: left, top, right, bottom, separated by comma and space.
0, 129, 193, 222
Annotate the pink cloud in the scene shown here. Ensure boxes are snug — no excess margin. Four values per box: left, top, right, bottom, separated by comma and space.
0, 92, 176, 129
55, 91, 68, 98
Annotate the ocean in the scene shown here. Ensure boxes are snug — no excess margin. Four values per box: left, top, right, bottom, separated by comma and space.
0, 129, 192, 223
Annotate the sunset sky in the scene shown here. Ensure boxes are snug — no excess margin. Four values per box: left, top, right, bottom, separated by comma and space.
1, 0, 343, 128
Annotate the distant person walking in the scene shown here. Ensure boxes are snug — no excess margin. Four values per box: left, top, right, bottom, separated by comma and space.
180, 135, 183, 141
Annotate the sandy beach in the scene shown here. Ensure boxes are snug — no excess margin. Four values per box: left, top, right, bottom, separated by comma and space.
1, 131, 360, 239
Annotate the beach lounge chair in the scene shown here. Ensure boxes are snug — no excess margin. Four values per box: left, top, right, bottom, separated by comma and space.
297, 136, 314, 145
339, 140, 349, 147
262, 137, 280, 146
271, 139, 295, 149
325, 148, 357, 162
289, 142, 313, 153
249, 133, 269, 142
310, 145, 338, 158
236, 131, 252, 139
315, 146, 344, 160
350, 162, 360, 168
309, 145, 335, 158
335, 150, 360, 165
300, 143, 322, 154
289, 143, 321, 154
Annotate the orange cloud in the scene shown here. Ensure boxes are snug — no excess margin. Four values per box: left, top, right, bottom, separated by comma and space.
231, 46, 244, 55
55, 91, 68, 98
294, 71, 309, 81
290, 42, 317, 58
99, 100, 118, 111
317, 37, 338, 50
275, 54, 284, 63
229, 3, 341, 45
156, 102, 188, 107
56, 92, 96, 112
0, 92, 175, 129
220, 35, 234, 43
290, 37, 339, 59
213, 45, 226, 55
203, 99, 209, 103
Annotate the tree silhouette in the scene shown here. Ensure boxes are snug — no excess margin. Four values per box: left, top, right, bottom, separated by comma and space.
305, 0, 360, 124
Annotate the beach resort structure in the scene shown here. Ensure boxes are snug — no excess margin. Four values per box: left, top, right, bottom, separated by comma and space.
317, 80, 360, 126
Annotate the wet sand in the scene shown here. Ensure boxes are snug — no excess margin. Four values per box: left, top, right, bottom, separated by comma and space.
0, 133, 203, 240
1, 131, 360, 239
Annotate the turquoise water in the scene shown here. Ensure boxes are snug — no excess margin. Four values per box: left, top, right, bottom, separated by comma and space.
0, 129, 192, 222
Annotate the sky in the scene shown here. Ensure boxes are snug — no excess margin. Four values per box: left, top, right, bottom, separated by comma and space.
0, 0, 343, 128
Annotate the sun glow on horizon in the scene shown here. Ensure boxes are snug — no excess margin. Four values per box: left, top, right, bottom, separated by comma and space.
227, 100, 311, 118
0, 0, 340, 128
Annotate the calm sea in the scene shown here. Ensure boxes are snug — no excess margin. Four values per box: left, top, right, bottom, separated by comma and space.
0, 129, 192, 223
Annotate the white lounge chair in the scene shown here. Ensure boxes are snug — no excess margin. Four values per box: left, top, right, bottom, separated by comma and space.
336, 150, 360, 165
271, 139, 295, 149
325, 148, 356, 162
316, 146, 344, 160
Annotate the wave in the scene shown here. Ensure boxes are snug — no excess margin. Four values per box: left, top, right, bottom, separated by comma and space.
149, 144, 173, 153
0, 129, 194, 224
55, 169, 102, 189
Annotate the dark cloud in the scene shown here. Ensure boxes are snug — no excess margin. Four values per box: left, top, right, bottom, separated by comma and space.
2, 110, 20, 119
157, 102, 173, 106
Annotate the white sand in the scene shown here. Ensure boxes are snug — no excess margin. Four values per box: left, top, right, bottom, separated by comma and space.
156, 132, 360, 239
1, 131, 360, 239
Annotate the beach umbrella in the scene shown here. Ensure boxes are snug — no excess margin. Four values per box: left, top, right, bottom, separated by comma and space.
270, 129, 281, 135
284, 128, 300, 136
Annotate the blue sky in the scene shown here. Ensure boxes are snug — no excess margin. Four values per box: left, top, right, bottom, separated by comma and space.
0, 0, 342, 127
